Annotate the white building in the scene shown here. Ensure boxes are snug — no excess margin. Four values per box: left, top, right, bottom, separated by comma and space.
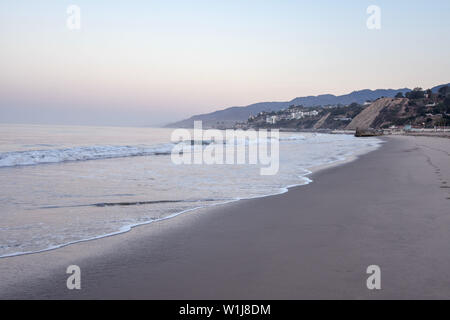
291, 112, 304, 120
333, 117, 352, 121
266, 116, 277, 124
303, 110, 319, 117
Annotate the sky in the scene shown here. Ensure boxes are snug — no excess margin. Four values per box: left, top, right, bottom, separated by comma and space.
1, 0, 449, 126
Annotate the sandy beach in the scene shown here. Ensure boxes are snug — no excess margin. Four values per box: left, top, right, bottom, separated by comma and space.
1, 135, 450, 299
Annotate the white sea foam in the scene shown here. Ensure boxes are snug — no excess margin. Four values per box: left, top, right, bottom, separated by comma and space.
0, 144, 176, 168
278, 135, 306, 141
0, 136, 307, 168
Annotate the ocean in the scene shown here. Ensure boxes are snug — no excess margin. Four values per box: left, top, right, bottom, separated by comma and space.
0, 124, 382, 258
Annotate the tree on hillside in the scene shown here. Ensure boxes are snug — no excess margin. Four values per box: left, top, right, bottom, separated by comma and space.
438, 86, 449, 97
444, 97, 450, 108
395, 92, 404, 98
406, 87, 425, 99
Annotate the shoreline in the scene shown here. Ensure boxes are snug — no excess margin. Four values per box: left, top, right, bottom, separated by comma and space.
0, 134, 381, 260
1, 135, 450, 299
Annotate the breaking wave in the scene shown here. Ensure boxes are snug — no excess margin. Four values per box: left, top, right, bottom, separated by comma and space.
0, 144, 176, 168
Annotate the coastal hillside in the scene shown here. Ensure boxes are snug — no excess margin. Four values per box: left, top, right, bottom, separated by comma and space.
244, 84, 450, 131
166, 88, 410, 128
346, 98, 408, 130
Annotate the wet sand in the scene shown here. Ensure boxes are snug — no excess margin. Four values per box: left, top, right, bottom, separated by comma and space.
1, 135, 450, 299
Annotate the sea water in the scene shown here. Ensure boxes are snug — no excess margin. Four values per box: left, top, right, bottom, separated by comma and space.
0, 124, 382, 257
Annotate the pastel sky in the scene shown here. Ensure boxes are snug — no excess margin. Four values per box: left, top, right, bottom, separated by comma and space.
1, 0, 449, 126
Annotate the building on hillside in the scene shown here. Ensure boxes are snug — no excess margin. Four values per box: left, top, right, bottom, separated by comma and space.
290, 112, 304, 120
333, 116, 352, 121
302, 110, 319, 117
266, 116, 277, 124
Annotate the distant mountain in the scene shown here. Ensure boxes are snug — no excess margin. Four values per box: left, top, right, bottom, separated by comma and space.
431, 83, 450, 93
165, 84, 448, 128
166, 101, 290, 128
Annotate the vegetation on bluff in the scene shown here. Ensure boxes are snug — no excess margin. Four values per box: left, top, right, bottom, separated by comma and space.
245, 86, 450, 130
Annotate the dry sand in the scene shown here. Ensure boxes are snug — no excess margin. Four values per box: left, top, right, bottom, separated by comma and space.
1, 135, 450, 299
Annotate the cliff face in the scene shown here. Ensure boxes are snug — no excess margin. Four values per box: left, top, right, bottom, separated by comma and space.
313, 113, 330, 129
346, 98, 408, 130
